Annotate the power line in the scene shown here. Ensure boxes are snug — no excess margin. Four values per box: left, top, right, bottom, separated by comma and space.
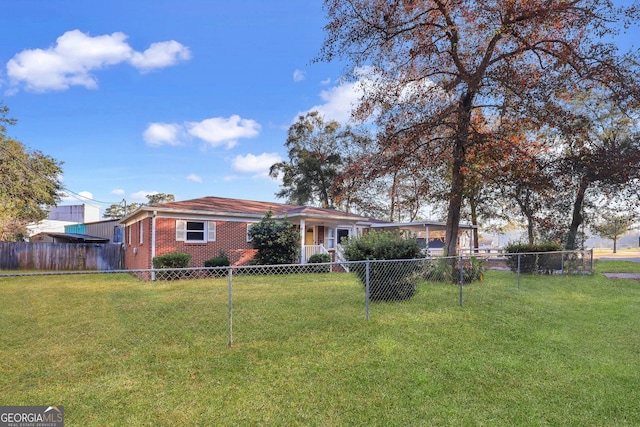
0, 140, 120, 206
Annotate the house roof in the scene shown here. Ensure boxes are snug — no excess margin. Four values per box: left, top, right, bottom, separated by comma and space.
120, 196, 375, 225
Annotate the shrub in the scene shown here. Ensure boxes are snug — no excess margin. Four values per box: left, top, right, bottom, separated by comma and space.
423, 256, 485, 284
308, 253, 331, 263
152, 251, 191, 280
249, 210, 299, 265
204, 252, 230, 267
456, 257, 486, 283
203, 252, 231, 277
153, 251, 191, 269
306, 253, 332, 273
342, 230, 423, 261
504, 242, 563, 274
342, 231, 422, 301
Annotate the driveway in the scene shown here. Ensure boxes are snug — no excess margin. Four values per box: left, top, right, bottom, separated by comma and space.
596, 251, 640, 263
596, 251, 640, 280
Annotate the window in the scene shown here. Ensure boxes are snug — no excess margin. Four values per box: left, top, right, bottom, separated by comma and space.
327, 228, 335, 249
139, 221, 144, 245
176, 220, 216, 242
128, 225, 132, 245
246, 223, 255, 242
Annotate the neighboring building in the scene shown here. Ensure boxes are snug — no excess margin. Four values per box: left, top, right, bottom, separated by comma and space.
119, 196, 477, 270
27, 203, 101, 241
65, 219, 124, 243
48, 204, 100, 223
28, 219, 78, 241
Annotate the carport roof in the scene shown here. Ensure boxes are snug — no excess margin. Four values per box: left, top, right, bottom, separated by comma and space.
371, 221, 477, 231
46, 233, 110, 243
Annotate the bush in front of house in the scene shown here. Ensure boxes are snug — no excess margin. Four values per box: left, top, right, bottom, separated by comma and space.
307, 253, 332, 273
504, 242, 563, 274
342, 230, 423, 301
152, 251, 191, 280
308, 253, 331, 263
248, 210, 300, 265
421, 256, 486, 284
204, 252, 231, 277
204, 252, 230, 267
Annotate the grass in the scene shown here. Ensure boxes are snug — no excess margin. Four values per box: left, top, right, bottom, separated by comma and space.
595, 258, 640, 273
1, 267, 640, 426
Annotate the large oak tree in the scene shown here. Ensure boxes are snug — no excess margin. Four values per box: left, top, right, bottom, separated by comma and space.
319, 0, 640, 255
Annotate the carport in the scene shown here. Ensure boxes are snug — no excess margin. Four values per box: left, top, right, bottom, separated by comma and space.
371, 221, 477, 255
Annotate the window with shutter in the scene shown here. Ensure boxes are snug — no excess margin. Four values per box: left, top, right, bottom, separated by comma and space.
207, 221, 216, 241
246, 223, 255, 242
176, 220, 186, 241
176, 220, 214, 242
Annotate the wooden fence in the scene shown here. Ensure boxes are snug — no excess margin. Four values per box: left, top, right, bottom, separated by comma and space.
0, 242, 124, 271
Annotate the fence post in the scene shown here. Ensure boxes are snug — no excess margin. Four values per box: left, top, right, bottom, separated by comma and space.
517, 253, 521, 289
458, 254, 463, 307
365, 260, 370, 321
228, 267, 233, 348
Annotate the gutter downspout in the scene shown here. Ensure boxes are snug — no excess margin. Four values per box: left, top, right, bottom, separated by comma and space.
151, 211, 157, 280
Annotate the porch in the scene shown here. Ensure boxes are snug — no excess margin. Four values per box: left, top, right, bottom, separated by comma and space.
296, 218, 361, 264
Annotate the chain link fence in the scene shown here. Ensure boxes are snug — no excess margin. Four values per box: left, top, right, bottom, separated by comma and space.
1, 250, 593, 349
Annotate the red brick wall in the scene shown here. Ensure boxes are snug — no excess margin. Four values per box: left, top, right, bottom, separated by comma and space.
152, 218, 257, 267
123, 217, 153, 270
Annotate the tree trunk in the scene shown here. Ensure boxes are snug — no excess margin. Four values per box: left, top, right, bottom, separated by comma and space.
445, 94, 473, 256
445, 154, 464, 256
389, 171, 397, 222
526, 213, 535, 245
566, 175, 589, 250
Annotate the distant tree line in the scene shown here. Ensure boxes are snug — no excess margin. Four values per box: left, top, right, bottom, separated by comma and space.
103, 193, 175, 219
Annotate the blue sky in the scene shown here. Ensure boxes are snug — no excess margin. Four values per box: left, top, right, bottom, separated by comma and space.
1, 1, 638, 217
1, 1, 359, 212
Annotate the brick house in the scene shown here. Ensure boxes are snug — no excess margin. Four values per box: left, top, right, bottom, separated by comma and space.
119, 196, 379, 270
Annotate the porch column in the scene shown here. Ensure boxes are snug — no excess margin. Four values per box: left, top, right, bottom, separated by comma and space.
300, 218, 306, 263
425, 225, 429, 256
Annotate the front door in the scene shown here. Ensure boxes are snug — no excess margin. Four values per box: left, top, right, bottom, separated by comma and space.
317, 226, 325, 245
306, 227, 315, 245
337, 228, 350, 244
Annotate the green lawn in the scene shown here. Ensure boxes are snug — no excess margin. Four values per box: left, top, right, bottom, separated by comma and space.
595, 258, 640, 273
1, 265, 640, 426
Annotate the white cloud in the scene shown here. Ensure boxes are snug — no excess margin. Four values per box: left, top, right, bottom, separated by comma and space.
231, 152, 282, 178
320, 77, 331, 85
111, 189, 125, 196
300, 80, 364, 124
186, 173, 202, 183
129, 40, 191, 73
143, 115, 261, 149
143, 122, 184, 146
5, 30, 190, 93
185, 115, 261, 149
293, 69, 306, 82
130, 190, 158, 201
